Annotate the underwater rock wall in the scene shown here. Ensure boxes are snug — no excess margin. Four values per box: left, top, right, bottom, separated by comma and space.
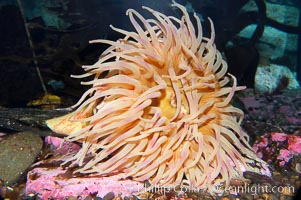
0, 0, 300, 106
255, 64, 300, 94
239, 0, 299, 74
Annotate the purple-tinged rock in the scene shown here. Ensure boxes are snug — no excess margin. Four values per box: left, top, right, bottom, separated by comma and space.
45, 136, 81, 155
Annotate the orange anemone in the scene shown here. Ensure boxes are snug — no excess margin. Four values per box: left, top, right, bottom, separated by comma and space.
47, 1, 269, 194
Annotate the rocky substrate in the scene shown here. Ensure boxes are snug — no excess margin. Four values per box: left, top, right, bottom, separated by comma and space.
0, 88, 300, 200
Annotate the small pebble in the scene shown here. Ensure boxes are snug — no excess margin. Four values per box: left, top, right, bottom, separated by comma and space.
262, 193, 270, 200
134, 192, 149, 200
295, 180, 301, 188
103, 192, 115, 200
243, 171, 273, 184
133, 195, 139, 200
229, 178, 251, 186
279, 194, 291, 200
188, 194, 198, 200
281, 186, 294, 196
253, 193, 259, 199
240, 193, 253, 200
281, 178, 289, 184
269, 193, 279, 200
295, 163, 301, 173
67, 197, 77, 200
290, 175, 299, 181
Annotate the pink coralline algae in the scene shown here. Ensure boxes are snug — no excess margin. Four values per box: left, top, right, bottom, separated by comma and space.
288, 136, 301, 155
45, 136, 81, 155
26, 167, 144, 199
271, 132, 287, 142
277, 149, 293, 166
26, 136, 144, 199
253, 132, 301, 169
253, 137, 269, 158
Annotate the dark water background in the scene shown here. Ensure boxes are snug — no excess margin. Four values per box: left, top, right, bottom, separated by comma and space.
0, 0, 300, 107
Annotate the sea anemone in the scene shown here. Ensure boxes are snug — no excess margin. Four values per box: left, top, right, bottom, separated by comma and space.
47, 1, 269, 194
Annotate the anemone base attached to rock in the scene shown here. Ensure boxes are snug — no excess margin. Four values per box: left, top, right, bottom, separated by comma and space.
47, 1, 270, 195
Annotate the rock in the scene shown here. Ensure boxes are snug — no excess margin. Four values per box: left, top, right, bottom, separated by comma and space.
281, 186, 295, 196
0, 106, 69, 136
0, 131, 43, 185
254, 64, 300, 94
45, 136, 81, 155
239, 88, 301, 134
253, 132, 301, 171
103, 192, 115, 200
25, 166, 144, 199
